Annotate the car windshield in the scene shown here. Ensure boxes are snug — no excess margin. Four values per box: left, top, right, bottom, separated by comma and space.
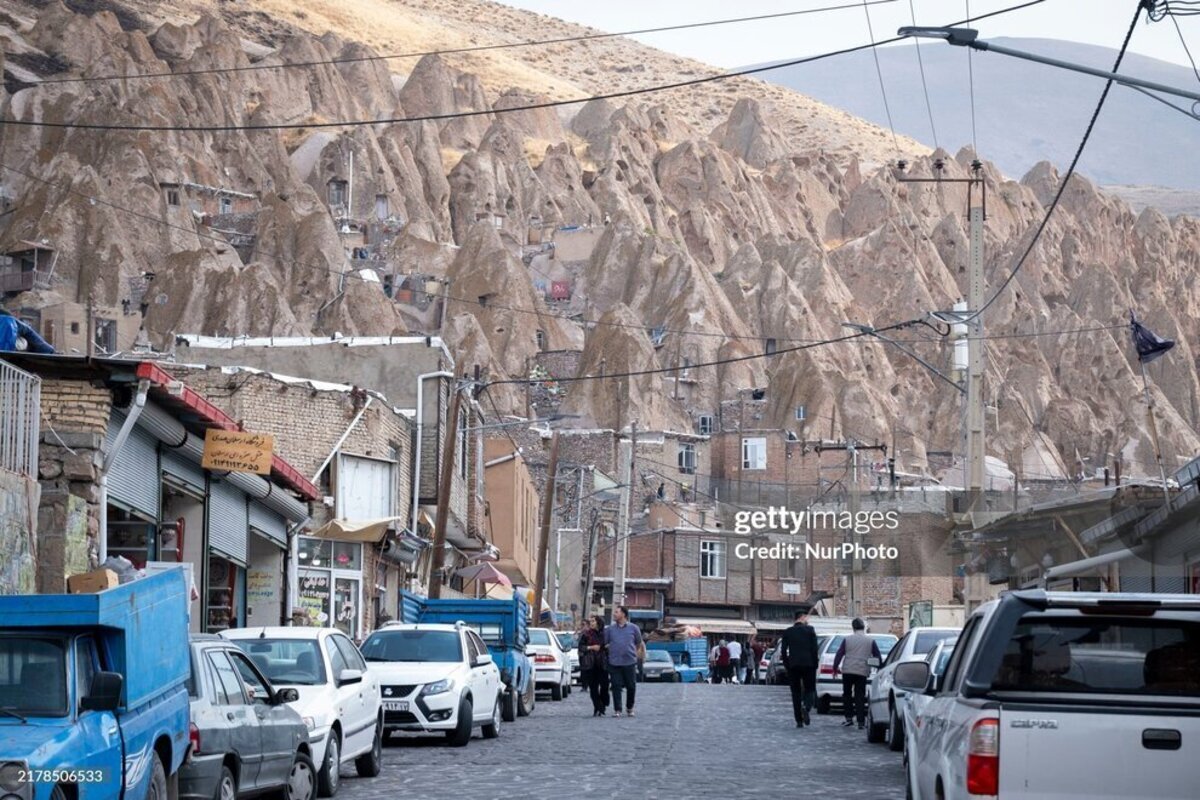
232, 639, 327, 686
361, 630, 463, 663
528, 629, 552, 646
914, 630, 957, 655
646, 651, 672, 663
556, 633, 575, 650
0, 637, 68, 717
989, 616, 1200, 697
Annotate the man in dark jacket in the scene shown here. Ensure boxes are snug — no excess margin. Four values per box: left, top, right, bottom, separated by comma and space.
778, 607, 819, 728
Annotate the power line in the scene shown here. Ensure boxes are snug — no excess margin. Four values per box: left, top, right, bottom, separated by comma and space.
0, 0, 1048, 133
958, 1, 1146, 325
908, 0, 941, 150
965, 0, 980, 154
1126, 84, 1200, 120
1169, 13, 1200, 84
31, 2, 898, 86
862, 0, 902, 156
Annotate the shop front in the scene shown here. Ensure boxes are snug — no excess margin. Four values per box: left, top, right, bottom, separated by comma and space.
296, 536, 365, 639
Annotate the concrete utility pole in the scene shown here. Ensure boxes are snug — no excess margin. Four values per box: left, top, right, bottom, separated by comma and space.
612, 422, 636, 608
582, 508, 601, 617
966, 177, 986, 510
815, 440, 886, 618
532, 433, 560, 620
427, 380, 464, 599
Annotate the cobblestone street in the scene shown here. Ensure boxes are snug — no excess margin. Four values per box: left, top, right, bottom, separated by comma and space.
337, 683, 905, 800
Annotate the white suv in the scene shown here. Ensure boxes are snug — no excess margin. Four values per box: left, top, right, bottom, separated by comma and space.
360, 622, 502, 747
223, 627, 383, 797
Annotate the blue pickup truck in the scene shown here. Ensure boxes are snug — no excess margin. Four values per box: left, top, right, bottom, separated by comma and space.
399, 591, 536, 722
0, 568, 191, 800
646, 637, 710, 683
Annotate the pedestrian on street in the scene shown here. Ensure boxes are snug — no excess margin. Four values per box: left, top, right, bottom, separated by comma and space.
709, 640, 720, 682
726, 638, 743, 684
713, 639, 731, 684
604, 605, 643, 717
779, 607, 819, 728
751, 638, 766, 684
579, 615, 610, 716
833, 618, 882, 730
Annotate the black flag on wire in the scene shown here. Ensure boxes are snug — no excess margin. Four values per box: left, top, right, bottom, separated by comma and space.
1130, 311, 1175, 364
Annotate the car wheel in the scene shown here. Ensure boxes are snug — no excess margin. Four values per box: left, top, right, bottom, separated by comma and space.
282, 751, 317, 800
866, 704, 886, 743
146, 753, 168, 800
316, 730, 340, 796
446, 696, 473, 747
215, 766, 237, 800
50, 786, 68, 800
817, 695, 831, 715
550, 680, 563, 701
354, 720, 383, 778
672, 673, 682, 683
481, 697, 501, 739
501, 687, 517, 722
517, 676, 535, 717
887, 704, 904, 752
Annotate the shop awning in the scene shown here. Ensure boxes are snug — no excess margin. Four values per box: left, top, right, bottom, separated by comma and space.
752, 621, 792, 632
308, 517, 403, 543
1044, 544, 1149, 580
670, 617, 756, 635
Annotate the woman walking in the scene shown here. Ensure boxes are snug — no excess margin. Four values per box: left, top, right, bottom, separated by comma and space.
579, 614, 610, 716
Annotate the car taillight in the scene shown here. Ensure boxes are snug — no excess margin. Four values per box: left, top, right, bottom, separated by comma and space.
819, 665, 834, 675
189, 722, 201, 756
534, 654, 556, 663
966, 718, 999, 796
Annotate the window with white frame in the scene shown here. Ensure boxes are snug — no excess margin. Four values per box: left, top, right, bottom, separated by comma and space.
795, 404, 807, 422
678, 443, 696, 474
697, 415, 713, 435
700, 540, 725, 579
742, 437, 767, 470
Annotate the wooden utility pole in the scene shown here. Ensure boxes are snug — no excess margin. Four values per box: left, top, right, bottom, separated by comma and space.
533, 433, 561, 620
427, 379, 464, 599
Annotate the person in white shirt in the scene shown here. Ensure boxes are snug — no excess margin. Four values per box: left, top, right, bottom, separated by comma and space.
727, 639, 743, 684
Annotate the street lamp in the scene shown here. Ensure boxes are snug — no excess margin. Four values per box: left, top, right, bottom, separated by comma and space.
842, 321, 965, 395
898, 26, 1200, 104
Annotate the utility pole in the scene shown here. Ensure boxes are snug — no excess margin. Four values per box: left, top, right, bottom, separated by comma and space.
582, 508, 600, 617
533, 433, 560, 620
613, 422, 636, 608
427, 379, 464, 599
815, 440, 886, 618
966, 168, 986, 511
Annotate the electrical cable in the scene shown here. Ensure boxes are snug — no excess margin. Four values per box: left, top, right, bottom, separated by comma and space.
861, 0, 902, 155
1126, 84, 1200, 119
966, 0, 980, 154
31, 1, 899, 86
0, 0, 1048, 132
908, 0, 941, 150
954, 1, 1147, 325
1169, 13, 1200, 84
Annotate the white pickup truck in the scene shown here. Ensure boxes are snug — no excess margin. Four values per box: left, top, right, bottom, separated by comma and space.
895, 591, 1199, 800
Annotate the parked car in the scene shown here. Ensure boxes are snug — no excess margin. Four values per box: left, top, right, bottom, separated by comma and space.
758, 648, 774, 683
765, 636, 821, 686
527, 627, 572, 700
641, 649, 681, 682
816, 632, 898, 714
557, 631, 580, 684
900, 638, 957, 781
223, 627, 383, 795
183, 635, 316, 800
895, 591, 1200, 800
866, 626, 959, 750
361, 622, 502, 746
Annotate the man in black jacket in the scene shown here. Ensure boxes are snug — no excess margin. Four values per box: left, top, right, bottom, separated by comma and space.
778, 607, 819, 728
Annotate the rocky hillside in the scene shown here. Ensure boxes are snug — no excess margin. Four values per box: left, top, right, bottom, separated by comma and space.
1, 0, 1197, 485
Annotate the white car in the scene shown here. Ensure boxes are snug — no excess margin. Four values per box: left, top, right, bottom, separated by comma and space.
815, 632, 898, 713
866, 626, 960, 750
901, 638, 958, 786
556, 631, 580, 684
360, 622, 502, 746
527, 627, 572, 700
223, 626, 383, 797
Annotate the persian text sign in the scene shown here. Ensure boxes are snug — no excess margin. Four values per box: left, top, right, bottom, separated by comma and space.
202, 428, 274, 475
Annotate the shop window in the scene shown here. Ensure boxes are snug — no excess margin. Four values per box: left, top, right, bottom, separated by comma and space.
299, 537, 333, 567
297, 569, 332, 626
333, 542, 361, 570
700, 540, 726, 579
207, 554, 240, 632
334, 577, 360, 639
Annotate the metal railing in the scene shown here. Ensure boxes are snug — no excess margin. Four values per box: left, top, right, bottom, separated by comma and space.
0, 358, 40, 477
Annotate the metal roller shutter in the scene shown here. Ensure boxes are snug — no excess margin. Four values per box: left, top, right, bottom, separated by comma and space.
105, 411, 160, 520
208, 479, 249, 565
249, 501, 287, 548
162, 446, 205, 493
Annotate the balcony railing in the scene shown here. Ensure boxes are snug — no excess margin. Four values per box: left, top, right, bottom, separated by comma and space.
0, 358, 40, 477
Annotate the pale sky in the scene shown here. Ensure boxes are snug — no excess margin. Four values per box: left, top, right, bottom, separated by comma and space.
499, 0, 1197, 70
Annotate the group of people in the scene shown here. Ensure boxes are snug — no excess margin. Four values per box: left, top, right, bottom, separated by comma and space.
778, 608, 880, 729
576, 605, 645, 718
707, 637, 764, 684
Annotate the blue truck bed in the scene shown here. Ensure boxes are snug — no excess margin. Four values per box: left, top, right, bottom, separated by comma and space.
0, 568, 190, 710
647, 637, 710, 682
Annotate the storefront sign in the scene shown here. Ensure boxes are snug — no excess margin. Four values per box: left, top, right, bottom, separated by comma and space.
246, 570, 276, 604
202, 429, 274, 475
298, 571, 331, 625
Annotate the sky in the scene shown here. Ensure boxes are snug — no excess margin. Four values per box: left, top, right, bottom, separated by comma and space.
499, 0, 1198, 70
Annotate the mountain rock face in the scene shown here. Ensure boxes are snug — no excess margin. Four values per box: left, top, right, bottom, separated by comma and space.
1, 0, 1197, 485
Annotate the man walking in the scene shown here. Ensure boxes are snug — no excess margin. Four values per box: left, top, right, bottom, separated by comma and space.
832, 618, 882, 729
778, 607, 819, 728
604, 605, 644, 717
726, 638, 743, 684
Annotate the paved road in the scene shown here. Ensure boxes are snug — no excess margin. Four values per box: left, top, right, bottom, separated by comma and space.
336, 682, 906, 800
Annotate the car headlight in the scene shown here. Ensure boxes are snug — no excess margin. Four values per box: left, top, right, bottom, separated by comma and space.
0, 762, 27, 793
302, 716, 317, 731
420, 678, 455, 696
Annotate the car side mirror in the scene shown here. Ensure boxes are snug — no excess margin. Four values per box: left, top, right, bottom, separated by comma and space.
473, 653, 494, 668
927, 672, 944, 695
81, 671, 123, 712
275, 687, 300, 704
893, 661, 931, 694
337, 668, 364, 686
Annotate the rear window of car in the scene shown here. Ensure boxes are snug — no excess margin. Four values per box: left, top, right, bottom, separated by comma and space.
990, 616, 1200, 696
557, 633, 575, 649
914, 631, 957, 655
528, 629, 552, 645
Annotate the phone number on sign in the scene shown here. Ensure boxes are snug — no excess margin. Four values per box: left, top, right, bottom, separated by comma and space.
19, 769, 111, 784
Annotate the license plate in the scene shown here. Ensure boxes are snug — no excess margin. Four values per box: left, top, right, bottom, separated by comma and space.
384, 701, 409, 712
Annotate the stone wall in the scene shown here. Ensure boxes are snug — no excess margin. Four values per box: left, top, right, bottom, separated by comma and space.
0, 470, 38, 594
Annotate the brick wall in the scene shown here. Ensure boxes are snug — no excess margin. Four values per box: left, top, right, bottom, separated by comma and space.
39, 379, 111, 433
